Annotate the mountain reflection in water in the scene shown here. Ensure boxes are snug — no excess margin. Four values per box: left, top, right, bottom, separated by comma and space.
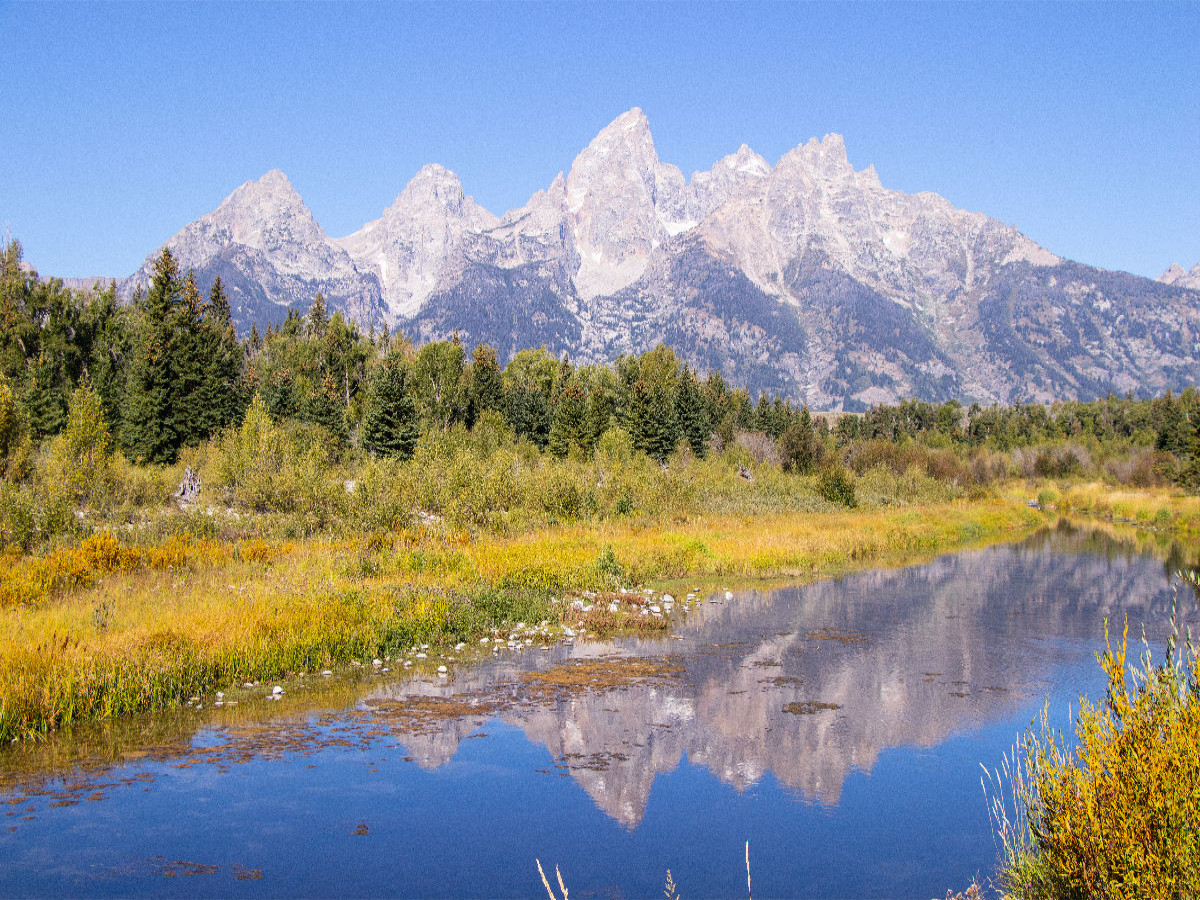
361, 522, 1191, 825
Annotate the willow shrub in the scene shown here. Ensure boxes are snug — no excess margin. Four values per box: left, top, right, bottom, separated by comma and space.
991, 592, 1200, 900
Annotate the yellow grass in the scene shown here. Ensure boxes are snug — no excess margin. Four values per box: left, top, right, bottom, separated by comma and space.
0, 498, 1042, 741
1000, 480, 1200, 534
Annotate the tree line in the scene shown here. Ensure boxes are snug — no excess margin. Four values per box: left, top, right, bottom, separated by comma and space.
5, 238, 1200, 480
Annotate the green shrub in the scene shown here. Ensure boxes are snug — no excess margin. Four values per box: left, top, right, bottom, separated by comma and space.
1037, 487, 1060, 509
0, 481, 36, 550
817, 465, 857, 508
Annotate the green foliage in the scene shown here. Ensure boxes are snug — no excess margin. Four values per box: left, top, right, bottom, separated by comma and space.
630, 378, 677, 462
58, 381, 113, 504
675, 365, 709, 457
817, 464, 857, 508
548, 379, 588, 457
215, 393, 288, 511
780, 406, 823, 474
122, 249, 181, 463
412, 338, 467, 430
361, 358, 419, 460
0, 372, 30, 480
467, 342, 504, 422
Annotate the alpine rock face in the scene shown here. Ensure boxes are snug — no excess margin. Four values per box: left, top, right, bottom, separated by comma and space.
332, 164, 498, 319
1160, 262, 1200, 292
123, 110, 1200, 408
124, 170, 385, 328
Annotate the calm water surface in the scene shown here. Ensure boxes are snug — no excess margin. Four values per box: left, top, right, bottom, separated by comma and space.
2, 522, 1197, 899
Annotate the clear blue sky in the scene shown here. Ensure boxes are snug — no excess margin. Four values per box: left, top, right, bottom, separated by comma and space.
2, 1, 1197, 280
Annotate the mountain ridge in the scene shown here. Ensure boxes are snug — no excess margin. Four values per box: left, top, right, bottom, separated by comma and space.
119, 109, 1200, 409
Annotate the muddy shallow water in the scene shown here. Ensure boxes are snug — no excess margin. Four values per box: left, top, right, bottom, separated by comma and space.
2, 522, 1196, 898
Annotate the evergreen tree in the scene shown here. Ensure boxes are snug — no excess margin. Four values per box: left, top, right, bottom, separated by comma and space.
122, 248, 180, 462
170, 270, 209, 447
754, 391, 773, 434
322, 312, 368, 410
361, 358, 419, 459
504, 383, 550, 448
780, 405, 823, 474
303, 373, 348, 443
307, 292, 328, 338
1156, 392, 1189, 455
204, 277, 245, 431
629, 378, 677, 462
731, 388, 755, 429
675, 366, 709, 457
548, 379, 588, 457
82, 282, 130, 438
468, 343, 504, 423
21, 354, 69, 439
585, 371, 619, 451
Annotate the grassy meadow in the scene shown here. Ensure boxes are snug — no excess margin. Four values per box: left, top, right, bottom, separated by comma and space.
1, 493, 1043, 742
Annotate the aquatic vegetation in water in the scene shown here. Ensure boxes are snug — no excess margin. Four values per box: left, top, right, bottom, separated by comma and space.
783, 701, 842, 715
520, 657, 683, 702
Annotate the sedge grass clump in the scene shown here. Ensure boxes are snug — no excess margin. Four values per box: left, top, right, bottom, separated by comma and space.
988, 591, 1200, 900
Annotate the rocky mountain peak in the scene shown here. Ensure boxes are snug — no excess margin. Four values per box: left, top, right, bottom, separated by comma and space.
726, 144, 771, 176
776, 133, 854, 182
333, 164, 497, 322
210, 169, 324, 252
692, 143, 772, 219
119, 116, 1200, 412
385, 164, 483, 220
1159, 262, 1200, 290
566, 108, 694, 299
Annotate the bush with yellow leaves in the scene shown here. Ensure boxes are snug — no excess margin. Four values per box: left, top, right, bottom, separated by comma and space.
990, 587, 1200, 900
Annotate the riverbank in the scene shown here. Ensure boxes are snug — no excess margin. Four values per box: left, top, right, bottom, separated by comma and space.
0, 498, 1044, 743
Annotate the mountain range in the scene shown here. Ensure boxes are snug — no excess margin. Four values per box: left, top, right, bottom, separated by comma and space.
121, 108, 1200, 410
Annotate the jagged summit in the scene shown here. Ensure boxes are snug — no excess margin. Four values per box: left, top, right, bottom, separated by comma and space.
333, 164, 496, 318
1160, 262, 1200, 290
121, 108, 1200, 408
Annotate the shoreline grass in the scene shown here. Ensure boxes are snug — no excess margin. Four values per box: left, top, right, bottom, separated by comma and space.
0, 498, 1042, 742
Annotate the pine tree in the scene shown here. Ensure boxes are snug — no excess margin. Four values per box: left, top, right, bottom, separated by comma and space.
504, 383, 550, 448
754, 391, 773, 434
307, 292, 328, 338
303, 373, 348, 444
781, 405, 823, 474
194, 277, 244, 438
361, 359, 419, 459
548, 379, 588, 457
20, 354, 68, 439
675, 366, 709, 457
82, 282, 129, 438
171, 270, 208, 447
122, 248, 180, 462
630, 378, 677, 462
468, 343, 504, 423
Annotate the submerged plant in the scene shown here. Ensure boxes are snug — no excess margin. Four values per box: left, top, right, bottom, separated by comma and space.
985, 581, 1200, 899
